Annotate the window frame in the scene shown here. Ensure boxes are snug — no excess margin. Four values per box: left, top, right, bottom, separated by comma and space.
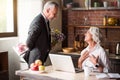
0, 0, 17, 38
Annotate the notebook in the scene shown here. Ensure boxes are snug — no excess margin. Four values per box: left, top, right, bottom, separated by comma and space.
49, 53, 83, 73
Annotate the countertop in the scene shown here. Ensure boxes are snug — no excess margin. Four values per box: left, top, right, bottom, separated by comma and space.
16, 66, 118, 80
109, 54, 120, 60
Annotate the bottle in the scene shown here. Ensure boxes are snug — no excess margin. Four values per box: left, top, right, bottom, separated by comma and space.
88, 0, 91, 8
117, 0, 120, 7
74, 35, 80, 51
85, 0, 89, 9
85, 0, 91, 9
103, 15, 107, 26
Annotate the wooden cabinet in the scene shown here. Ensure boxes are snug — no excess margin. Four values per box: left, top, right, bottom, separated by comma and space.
109, 54, 120, 73
0, 51, 9, 80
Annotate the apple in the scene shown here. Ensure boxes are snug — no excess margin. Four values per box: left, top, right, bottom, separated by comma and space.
30, 64, 38, 71
39, 65, 45, 71
35, 59, 42, 66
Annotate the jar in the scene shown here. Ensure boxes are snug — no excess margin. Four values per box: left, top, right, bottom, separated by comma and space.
103, 15, 107, 26
94, 2, 100, 7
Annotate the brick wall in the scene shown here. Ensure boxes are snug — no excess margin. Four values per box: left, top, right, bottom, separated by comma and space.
68, 10, 120, 26
62, 10, 120, 54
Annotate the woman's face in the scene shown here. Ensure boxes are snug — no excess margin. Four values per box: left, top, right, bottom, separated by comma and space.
84, 30, 93, 43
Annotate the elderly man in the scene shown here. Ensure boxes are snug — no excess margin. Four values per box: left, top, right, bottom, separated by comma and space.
24, 1, 59, 67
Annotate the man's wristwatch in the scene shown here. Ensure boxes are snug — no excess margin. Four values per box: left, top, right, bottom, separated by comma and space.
95, 63, 99, 68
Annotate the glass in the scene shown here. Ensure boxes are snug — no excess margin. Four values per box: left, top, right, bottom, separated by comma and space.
84, 66, 92, 76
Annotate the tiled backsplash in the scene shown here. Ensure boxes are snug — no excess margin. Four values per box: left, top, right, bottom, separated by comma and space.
62, 10, 120, 54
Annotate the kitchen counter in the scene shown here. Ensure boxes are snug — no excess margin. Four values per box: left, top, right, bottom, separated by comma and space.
109, 54, 120, 60
16, 66, 117, 80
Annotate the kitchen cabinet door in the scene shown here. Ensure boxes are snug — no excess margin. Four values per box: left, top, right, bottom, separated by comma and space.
109, 56, 120, 73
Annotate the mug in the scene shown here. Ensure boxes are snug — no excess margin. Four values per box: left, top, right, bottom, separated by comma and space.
103, 1, 108, 8
84, 66, 92, 77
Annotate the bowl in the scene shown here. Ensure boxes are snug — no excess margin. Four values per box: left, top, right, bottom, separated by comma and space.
62, 47, 75, 53
107, 17, 118, 26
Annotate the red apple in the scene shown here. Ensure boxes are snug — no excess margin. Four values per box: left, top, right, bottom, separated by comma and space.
30, 64, 38, 71
35, 59, 42, 66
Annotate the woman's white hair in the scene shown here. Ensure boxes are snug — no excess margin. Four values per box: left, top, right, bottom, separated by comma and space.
89, 27, 102, 44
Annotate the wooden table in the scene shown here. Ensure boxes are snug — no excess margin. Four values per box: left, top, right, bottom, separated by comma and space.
15, 66, 118, 80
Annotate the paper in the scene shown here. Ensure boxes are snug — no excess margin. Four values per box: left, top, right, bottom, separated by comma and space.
108, 73, 120, 78
96, 73, 120, 79
96, 73, 108, 79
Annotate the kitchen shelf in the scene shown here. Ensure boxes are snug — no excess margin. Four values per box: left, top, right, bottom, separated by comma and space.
71, 7, 120, 11
69, 25, 120, 38
69, 25, 120, 29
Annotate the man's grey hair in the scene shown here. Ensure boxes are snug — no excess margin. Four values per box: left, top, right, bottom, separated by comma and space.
43, 1, 59, 10
89, 27, 102, 44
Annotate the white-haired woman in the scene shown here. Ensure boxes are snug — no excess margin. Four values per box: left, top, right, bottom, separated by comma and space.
78, 27, 109, 72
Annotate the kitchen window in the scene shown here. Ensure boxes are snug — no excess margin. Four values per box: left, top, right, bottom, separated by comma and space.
0, 0, 17, 37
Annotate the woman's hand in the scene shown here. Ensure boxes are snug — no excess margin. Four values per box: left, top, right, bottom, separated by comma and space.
89, 54, 98, 65
80, 51, 89, 61
78, 51, 89, 69
89, 54, 103, 72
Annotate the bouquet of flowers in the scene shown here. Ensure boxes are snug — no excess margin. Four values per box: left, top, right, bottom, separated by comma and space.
51, 28, 65, 47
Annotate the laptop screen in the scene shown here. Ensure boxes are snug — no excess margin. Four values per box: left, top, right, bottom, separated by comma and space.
49, 54, 77, 73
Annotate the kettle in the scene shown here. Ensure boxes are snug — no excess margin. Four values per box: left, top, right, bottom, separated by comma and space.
116, 42, 120, 55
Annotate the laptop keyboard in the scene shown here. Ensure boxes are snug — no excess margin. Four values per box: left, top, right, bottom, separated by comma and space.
75, 68, 83, 73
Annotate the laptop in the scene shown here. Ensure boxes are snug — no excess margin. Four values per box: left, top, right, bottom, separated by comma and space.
49, 53, 83, 73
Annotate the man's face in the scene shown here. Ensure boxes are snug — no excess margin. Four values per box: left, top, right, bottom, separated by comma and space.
48, 7, 58, 21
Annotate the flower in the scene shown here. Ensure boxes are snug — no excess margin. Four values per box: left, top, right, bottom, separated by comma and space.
51, 28, 65, 47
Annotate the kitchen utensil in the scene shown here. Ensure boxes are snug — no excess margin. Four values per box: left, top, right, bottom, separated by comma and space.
116, 42, 120, 55
62, 47, 75, 53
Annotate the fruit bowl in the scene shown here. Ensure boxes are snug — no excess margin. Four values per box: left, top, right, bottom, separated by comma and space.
62, 47, 75, 53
